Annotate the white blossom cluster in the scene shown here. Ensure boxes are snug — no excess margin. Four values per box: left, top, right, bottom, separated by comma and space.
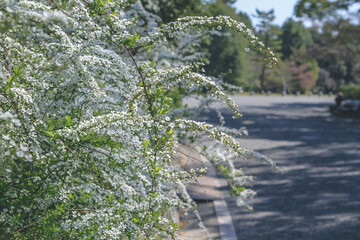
155, 16, 278, 67
0, 0, 277, 239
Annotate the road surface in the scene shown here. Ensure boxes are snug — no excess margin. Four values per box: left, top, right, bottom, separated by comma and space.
187, 96, 360, 240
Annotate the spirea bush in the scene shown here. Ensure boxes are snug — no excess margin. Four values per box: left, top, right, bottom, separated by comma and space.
0, 0, 277, 239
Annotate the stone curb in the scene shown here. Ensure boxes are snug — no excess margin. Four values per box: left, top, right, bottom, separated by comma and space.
175, 144, 238, 240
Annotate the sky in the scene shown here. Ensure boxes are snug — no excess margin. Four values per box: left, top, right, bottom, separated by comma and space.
233, 0, 299, 27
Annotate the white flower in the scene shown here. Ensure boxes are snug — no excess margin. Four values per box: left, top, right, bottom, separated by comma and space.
16, 151, 24, 158
20, 143, 28, 152
2, 135, 10, 141
0, 1, 277, 238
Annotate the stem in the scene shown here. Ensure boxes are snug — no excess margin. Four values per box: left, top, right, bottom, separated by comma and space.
11, 208, 96, 237
122, 45, 155, 118
11, 218, 43, 237
65, 208, 96, 212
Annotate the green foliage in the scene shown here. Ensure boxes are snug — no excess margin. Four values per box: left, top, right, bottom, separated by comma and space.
340, 85, 360, 100
304, 20, 360, 87
294, 0, 332, 19
140, 0, 206, 23
252, 8, 282, 92
165, 88, 183, 109
295, 0, 360, 19
281, 19, 313, 60
264, 60, 286, 92
281, 59, 319, 93
204, 0, 254, 87
293, 0, 360, 90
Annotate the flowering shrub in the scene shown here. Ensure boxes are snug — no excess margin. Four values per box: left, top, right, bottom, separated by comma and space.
0, 0, 277, 239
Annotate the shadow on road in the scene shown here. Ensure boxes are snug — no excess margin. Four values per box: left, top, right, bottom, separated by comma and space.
197, 98, 360, 240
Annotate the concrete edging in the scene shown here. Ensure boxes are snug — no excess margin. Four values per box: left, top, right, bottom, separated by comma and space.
213, 199, 238, 240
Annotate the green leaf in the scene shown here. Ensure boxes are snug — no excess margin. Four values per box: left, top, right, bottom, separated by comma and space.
65, 115, 72, 127
122, 39, 132, 46
45, 131, 54, 137
167, 128, 174, 135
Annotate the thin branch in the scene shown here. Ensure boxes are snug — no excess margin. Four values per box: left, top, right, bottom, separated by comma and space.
122, 45, 155, 118
66, 208, 96, 212
11, 218, 43, 237
47, 0, 71, 17
11, 208, 96, 237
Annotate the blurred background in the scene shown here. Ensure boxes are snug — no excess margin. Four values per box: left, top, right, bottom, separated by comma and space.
141, 0, 360, 98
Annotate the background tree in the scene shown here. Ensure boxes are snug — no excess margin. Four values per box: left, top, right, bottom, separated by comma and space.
282, 59, 319, 93
295, 0, 360, 90
294, 0, 360, 20
281, 19, 313, 60
278, 19, 320, 93
204, 0, 254, 87
253, 8, 282, 92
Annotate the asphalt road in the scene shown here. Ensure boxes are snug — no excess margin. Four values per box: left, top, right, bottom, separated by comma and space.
189, 96, 360, 240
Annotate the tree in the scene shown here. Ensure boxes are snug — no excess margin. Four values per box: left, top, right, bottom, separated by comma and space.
297, 18, 360, 87
204, 0, 254, 87
282, 60, 319, 93
253, 8, 282, 92
281, 19, 313, 60
294, 0, 360, 20
278, 19, 321, 93
294, 0, 360, 88
0, 0, 277, 239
